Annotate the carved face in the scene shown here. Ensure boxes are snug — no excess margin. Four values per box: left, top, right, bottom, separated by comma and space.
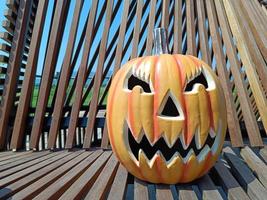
107, 54, 227, 184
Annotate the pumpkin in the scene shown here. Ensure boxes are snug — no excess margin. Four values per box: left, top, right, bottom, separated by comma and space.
107, 28, 227, 184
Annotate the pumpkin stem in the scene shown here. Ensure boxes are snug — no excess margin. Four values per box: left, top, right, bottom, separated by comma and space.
153, 28, 170, 55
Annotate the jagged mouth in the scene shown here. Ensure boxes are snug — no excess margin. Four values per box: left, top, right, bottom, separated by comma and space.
124, 121, 222, 165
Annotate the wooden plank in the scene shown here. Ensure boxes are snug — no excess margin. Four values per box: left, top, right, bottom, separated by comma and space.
223, 146, 267, 200
198, 175, 223, 200
65, 0, 99, 149
10, 0, 49, 150
29, 0, 70, 150
259, 147, 267, 163
0, 151, 32, 163
32, 150, 104, 200
161, 0, 169, 29
177, 185, 198, 200
240, 146, 267, 188
196, 0, 211, 65
213, 160, 250, 200
0, 151, 14, 159
186, 0, 197, 56
238, 0, 267, 60
206, 0, 246, 147
134, 178, 149, 200
215, 0, 261, 147
83, 154, 119, 200
131, 0, 143, 59
11, 151, 91, 200
156, 184, 173, 199
47, 0, 84, 149
223, 0, 267, 134
0, 151, 83, 199
107, 164, 128, 200
83, 0, 114, 148
145, 0, 157, 55
173, 0, 182, 54
100, 0, 131, 149
0, 151, 49, 171
0, 151, 69, 188
0, 0, 33, 150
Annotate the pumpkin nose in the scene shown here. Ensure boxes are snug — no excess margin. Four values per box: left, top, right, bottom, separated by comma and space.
158, 91, 184, 119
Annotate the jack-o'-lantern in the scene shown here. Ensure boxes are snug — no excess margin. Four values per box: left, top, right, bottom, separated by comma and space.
107, 28, 227, 184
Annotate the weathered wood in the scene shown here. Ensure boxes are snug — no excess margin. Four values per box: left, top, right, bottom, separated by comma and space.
11, 151, 90, 200
83, 0, 115, 148
223, 147, 267, 200
156, 184, 173, 200
65, 0, 99, 149
10, 0, 49, 150
177, 185, 198, 200
48, 0, 84, 149
206, 0, 247, 147
223, 0, 267, 134
161, 0, 169, 29
83, 154, 119, 200
134, 178, 149, 200
0, 0, 33, 150
107, 164, 128, 200
240, 146, 267, 188
33, 150, 104, 200
30, 0, 70, 150
186, 0, 197, 56
198, 175, 223, 200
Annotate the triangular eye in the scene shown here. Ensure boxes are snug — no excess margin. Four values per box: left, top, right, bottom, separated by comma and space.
161, 96, 180, 117
184, 71, 208, 91
128, 75, 151, 93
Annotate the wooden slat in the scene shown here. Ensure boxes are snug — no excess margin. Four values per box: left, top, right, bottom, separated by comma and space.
10, 0, 49, 150
32, 150, 104, 200
134, 178, 149, 200
223, 0, 267, 135
223, 147, 267, 200
173, 0, 182, 54
161, 0, 169, 29
156, 185, 173, 199
177, 185, 198, 200
65, 0, 99, 149
11, 151, 91, 200
0, 151, 32, 163
47, 0, 84, 149
238, 0, 267, 61
196, 0, 211, 65
186, 0, 197, 56
0, 151, 50, 172
107, 164, 128, 200
206, 0, 246, 147
0, 0, 33, 150
213, 160, 250, 200
83, 154, 119, 199
240, 146, 267, 188
0, 151, 69, 187
83, 0, 114, 148
0, 151, 83, 199
101, 0, 131, 149
30, 0, 70, 150
214, 0, 261, 147
259, 147, 267, 163
198, 175, 223, 200
145, 0, 157, 55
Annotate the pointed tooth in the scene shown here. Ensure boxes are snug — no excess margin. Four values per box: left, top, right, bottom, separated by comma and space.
195, 127, 202, 150
162, 132, 172, 148
197, 85, 210, 147
180, 133, 189, 150
197, 145, 211, 162
140, 94, 154, 145
183, 149, 195, 163
209, 128, 216, 138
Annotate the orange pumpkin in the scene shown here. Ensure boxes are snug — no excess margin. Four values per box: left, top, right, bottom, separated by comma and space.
107, 28, 227, 184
